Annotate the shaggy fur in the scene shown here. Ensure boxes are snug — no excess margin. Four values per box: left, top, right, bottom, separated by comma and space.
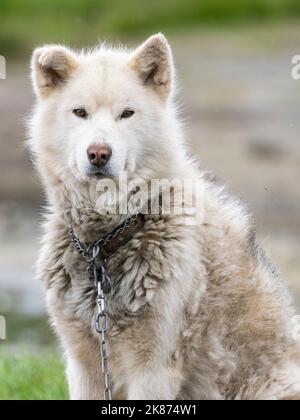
29, 34, 300, 400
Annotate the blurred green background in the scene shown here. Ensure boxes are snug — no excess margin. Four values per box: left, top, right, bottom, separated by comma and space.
0, 0, 300, 400
2, 0, 300, 58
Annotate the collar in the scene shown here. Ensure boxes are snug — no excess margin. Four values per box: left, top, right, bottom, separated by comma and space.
70, 213, 145, 261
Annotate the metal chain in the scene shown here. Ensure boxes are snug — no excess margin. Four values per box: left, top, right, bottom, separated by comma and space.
69, 213, 140, 260
94, 263, 112, 400
69, 214, 141, 401
94, 212, 139, 248
69, 228, 91, 260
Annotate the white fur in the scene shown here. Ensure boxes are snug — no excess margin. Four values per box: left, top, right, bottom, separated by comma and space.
29, 34, 300, 400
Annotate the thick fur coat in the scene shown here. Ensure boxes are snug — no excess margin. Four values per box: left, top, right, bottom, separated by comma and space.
29, 34, 300, 400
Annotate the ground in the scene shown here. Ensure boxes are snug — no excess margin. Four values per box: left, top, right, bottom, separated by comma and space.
0, 353, 67, 400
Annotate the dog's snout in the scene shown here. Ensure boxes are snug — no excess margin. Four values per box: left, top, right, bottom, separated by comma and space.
87, 143, 112, 167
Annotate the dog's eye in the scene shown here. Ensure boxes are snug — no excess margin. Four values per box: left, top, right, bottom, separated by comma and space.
120, 109, 135, 119
73, 108, 88, 119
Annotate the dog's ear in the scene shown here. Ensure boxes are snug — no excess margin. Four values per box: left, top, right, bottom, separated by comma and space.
129, 33, 175, 98
31, 45, 79, 98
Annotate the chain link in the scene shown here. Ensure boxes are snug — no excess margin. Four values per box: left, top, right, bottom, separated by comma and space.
69, 213, 140, 261
69, 214, 141, 401
95, 264, 112, 400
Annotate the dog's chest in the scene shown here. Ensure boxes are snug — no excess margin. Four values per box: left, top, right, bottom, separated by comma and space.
63, 229, 169, 319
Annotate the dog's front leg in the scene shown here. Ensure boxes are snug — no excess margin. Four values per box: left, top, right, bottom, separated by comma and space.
46, 285, 104, 399
66, 353, 104, 400
128, 366, 182, 400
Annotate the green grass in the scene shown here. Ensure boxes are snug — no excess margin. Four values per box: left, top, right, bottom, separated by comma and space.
0, 353, 68, 400
1, 0, 300, 57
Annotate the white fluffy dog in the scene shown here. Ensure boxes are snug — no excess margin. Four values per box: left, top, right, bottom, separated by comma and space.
29, 34, 300, 400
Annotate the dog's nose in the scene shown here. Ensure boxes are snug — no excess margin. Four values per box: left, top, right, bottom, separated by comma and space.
87, 143, 112, 167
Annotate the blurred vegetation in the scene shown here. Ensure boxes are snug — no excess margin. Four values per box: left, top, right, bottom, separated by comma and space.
0, 353, 68, 400
1, 0, 300, 58
5, 312, 56, 346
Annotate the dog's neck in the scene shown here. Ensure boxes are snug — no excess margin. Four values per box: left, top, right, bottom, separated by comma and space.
45, 153, 197, 242
46, 173, 160, 243
47, 178, 136, 242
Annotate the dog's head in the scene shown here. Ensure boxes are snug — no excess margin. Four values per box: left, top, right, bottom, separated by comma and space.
30, 34, 180, 189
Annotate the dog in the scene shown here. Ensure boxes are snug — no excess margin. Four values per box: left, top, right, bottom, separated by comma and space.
29, 34, 300, 400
